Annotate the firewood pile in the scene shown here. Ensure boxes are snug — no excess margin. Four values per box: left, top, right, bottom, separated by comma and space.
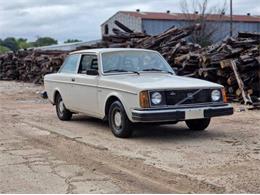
0, 50, 67, 84
0, 20, 259, 107
0, 21, 202, 85
173, 32, 260, 106
99, 21, 259, 106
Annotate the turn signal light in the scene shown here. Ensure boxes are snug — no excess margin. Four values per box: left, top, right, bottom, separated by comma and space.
140, 91, 150, 108
221, 88, 228, 103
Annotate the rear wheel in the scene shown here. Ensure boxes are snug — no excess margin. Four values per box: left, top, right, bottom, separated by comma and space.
55, 94, 72, 121
108, 101, 133, 138
185, 118, 211, 131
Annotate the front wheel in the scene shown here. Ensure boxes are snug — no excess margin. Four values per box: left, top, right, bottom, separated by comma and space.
185, 118, 211, 131
108, 101, 133, 138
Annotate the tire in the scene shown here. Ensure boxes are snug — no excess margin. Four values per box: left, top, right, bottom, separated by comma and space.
55, 94, 72, 121
108, 101, 133, 138
185, 118, 211, 131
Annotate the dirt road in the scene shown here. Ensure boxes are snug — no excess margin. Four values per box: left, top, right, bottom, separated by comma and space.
0, 81, 259, 193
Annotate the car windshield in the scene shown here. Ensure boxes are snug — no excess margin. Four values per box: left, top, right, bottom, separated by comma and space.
102, 51, 174, 74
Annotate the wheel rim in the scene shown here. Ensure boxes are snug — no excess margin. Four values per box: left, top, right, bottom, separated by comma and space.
58, 99, 65, 114
113, 110, 122, 129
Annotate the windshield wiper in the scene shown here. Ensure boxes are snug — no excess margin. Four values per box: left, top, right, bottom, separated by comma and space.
142, 68, 173, 75
104, 69, 140, 75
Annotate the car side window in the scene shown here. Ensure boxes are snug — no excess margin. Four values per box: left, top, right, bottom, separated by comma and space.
59, 54, 79, 73
78, 55, 98, 74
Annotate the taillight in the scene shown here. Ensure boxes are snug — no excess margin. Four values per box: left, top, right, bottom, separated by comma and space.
139, 91, 150, 108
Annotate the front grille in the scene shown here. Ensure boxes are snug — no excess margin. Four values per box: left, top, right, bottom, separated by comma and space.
165, 89, 215, 106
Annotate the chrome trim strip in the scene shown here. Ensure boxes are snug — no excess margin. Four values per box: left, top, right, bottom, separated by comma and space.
132, 104, 233, 114
44, 79, 137, 95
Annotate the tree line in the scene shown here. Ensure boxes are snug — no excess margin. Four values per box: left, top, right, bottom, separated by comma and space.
0, 37, 81, 54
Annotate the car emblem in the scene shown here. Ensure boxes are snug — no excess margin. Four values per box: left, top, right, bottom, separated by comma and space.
187, 93, 194, 99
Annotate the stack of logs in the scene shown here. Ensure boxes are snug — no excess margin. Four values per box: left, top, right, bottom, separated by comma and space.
99, 21, 259, 106
0, 20, 259, 106
173, 32, 260, 105
0, 50, 67, 84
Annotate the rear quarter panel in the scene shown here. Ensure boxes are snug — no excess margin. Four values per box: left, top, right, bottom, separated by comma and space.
44, 73, 73, 108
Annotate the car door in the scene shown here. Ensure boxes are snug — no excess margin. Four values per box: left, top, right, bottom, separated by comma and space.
72, 54, 99, 117
57, 54, 80, 111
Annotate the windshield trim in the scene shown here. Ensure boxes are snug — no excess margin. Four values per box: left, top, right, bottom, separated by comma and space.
100, 50, 175, 76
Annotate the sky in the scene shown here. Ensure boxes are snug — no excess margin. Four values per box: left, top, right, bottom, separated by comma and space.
0, 0, 259, 43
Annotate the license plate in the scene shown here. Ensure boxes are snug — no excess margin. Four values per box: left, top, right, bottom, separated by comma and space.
185, 109, 204, 120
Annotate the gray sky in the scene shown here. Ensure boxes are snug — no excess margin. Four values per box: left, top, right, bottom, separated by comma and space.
0, 0, 259, 42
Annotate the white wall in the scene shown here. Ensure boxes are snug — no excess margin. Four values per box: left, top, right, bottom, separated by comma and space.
101, 12, 142, 35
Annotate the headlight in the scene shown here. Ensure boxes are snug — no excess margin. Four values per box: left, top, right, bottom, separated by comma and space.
211, 90, 221, 101
151, 92, 162, 105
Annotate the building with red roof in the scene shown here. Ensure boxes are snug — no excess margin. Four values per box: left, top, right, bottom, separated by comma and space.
101, 10, 260, 42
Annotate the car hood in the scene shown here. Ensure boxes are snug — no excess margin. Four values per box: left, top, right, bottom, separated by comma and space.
100, 73, 222, 92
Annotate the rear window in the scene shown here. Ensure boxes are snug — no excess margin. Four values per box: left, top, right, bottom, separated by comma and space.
59, 54, 80, 73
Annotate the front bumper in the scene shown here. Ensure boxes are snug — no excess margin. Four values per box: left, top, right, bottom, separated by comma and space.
132, 104, 233, 122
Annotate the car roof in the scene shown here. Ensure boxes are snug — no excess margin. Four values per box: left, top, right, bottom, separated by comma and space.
70, 48, 156, 55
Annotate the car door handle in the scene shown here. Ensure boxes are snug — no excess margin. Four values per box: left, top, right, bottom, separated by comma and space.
71, 78, 75, 82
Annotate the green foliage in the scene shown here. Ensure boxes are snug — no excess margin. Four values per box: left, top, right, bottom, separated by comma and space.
0, 45, 11, 54
17, 38, 31, 49
2, 37, 19, 51
64, 39, 81, 43
31, 37, 58, 47
0, 37, 31, 51
0, 36, 78, 51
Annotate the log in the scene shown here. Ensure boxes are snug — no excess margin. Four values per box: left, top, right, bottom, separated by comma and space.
114, 20, 134, 33
231, 60, 252, 104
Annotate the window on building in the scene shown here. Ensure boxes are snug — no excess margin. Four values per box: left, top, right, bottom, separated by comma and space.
104, 24, 109, 35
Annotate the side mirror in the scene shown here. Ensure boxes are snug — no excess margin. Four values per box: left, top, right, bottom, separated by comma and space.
86, 69, 99, 76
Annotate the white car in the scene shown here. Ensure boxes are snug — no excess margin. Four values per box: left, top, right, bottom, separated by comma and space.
44, 48, 233, 138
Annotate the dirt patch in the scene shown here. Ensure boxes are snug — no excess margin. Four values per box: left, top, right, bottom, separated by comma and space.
0, 81, 259, 193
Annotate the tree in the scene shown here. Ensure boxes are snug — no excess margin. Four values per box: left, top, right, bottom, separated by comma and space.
0, 45, 10, 54
32, 37, 58, 47
2, 37, 19, 51
17, 38, 31, 49
180, 0, 227, 46
64, 39, 81, 43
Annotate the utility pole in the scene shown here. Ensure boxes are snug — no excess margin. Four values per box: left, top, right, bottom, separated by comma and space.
230, 0, 233, 36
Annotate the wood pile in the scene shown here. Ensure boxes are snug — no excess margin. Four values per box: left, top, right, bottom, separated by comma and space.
78, 20, 201, 55
0, 20, 259, 107
99, 21, 259, 106
0, 50, 67, 84
173, 32, 260, 106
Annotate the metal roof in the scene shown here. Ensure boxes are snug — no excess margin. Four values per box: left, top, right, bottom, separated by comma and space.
33, 40, 100, 51
119, 11, 260, 23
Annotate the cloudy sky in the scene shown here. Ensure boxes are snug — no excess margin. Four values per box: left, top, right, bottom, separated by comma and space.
0, 0, 259, 42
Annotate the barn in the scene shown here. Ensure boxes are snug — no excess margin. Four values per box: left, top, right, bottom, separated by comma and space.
101, 10, 260, 42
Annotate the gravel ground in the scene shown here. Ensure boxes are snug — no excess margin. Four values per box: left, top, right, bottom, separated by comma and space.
0, 81, 259, 193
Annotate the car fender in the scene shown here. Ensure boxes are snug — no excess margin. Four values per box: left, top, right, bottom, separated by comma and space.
102, 91, 134, 121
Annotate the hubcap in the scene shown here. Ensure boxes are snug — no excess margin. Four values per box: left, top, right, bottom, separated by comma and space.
114, 111, 122, 127
59, 100, 65, 113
